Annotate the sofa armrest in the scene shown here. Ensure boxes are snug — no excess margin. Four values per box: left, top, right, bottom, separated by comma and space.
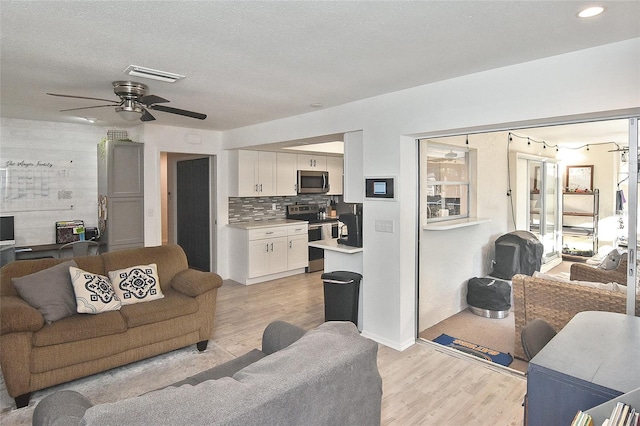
570, 261, 627, 284
0, 295, 44, 335
262, 321, 306, 355
33, 390, 92, 426
170, 269, 223, 297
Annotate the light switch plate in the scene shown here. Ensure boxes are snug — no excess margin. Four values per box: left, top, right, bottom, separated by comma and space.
375, 219, 394, 233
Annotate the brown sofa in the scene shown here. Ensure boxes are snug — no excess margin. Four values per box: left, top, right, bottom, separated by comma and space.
0, 244, 223, 408
512, 269, 639, 360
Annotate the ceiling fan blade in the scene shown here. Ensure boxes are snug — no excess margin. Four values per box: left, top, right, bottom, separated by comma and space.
59, 104, 118, 112
150, 105, 207, 120
138, 95, 169, 105
47, 93, 119, 104
140, 108, 156, 122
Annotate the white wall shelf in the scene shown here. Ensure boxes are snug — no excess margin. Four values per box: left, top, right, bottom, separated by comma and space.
423, 217, 491, 231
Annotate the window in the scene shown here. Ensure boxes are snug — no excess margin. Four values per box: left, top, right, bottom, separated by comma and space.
424, 143, 470, 222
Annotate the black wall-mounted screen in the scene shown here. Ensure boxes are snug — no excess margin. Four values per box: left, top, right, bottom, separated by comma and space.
365, 178, 395, 199
0, 216, 15, 244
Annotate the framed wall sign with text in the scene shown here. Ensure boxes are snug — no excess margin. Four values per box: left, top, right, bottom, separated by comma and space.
566, 165, 593, 192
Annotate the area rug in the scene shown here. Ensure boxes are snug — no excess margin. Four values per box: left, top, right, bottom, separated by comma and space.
433, 334, 513, 367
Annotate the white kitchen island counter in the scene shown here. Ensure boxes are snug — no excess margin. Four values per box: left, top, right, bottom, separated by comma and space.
308, 238, 363, 254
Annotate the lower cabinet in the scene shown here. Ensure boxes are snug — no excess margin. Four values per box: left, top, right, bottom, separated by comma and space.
229, 222, 308, 285
248, 236, 288, 278
287, 228, 308, 270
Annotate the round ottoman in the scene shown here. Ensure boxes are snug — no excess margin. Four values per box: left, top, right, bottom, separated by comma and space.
466, 277, 511, 319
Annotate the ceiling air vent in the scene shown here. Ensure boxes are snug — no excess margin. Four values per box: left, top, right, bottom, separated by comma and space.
123, 65, 185, 83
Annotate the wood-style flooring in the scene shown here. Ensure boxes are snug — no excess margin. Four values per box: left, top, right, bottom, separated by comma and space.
214, 272, 527, 425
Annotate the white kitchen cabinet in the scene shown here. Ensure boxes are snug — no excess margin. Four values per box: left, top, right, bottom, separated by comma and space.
228, 221, 309, 285
326, 156, 343, 195
229, 150, 276, 197
248, 235, 288, 278
287, 225, 309, 270
297, 154, 326, 171
276, 152, 298, 196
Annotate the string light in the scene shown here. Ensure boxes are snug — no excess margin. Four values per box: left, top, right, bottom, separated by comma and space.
508, 132, 620, 152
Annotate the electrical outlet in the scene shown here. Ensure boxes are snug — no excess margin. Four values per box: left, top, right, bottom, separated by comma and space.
375, 219, 394, 233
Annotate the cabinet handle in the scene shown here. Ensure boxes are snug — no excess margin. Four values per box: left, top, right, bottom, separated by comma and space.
260, 183, 263, 192
289, 241, 292, 248
255, 184, 259, 193
310, 159, 313, 167
266, 231, 274, 234
265, 244, 269, 252
270, 243, 273, 252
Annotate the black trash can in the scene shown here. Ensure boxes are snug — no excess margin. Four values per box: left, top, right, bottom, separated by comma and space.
321, 271, 362, 325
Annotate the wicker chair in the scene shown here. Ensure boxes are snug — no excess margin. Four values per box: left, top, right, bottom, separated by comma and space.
569, 253, 627, 284
512, 271, 640, 360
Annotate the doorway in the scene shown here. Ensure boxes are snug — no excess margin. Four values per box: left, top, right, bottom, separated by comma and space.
162, 153, 217, 273
417, 117, 636, 373
177, 158, 210, 271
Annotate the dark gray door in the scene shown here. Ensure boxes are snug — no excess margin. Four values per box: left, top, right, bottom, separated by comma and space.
177, 158, 210, 271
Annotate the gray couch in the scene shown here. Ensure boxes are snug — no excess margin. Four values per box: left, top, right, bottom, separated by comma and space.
33, 321, 383, 426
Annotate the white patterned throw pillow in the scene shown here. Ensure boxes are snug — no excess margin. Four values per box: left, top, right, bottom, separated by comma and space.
108, 264, 164, 305
69, 267, 122, 314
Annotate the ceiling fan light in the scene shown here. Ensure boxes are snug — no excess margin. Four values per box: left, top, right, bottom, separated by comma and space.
116, 100, 143, 121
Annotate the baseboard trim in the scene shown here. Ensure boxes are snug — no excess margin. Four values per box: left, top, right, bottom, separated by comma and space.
360, 330, 416, 352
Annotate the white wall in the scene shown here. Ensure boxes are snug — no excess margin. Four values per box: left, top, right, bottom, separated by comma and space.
136, 124, 227, 276
0, 118, 106, 246
222, 38, 640, 350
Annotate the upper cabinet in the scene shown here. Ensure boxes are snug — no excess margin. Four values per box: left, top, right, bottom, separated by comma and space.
276, 152, 298, 196
231, 150, 344, 197
229, 150, 276, 197
326, 156, 343, 195
297, 154, 327, 171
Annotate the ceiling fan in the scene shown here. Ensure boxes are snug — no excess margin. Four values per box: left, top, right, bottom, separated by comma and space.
47, 81, 207, 122
430, 150, 460, 162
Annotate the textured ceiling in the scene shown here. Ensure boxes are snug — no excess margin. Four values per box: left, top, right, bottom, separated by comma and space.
1, 1, 639, 133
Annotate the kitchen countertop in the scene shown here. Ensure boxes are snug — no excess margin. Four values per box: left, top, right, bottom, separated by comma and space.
227, 219, 308, 230
308, 238, 363, 254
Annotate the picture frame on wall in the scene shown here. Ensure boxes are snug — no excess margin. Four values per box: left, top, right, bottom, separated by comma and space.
566, 165, 593, 192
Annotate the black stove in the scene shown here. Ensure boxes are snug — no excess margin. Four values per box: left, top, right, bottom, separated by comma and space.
286, 204, 337, 224
286, 204, 338, 273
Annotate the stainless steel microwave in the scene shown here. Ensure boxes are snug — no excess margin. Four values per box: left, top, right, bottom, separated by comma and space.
297, 170, 329, 194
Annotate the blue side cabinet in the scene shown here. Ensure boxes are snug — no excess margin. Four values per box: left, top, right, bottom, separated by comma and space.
526, 311, 640, 426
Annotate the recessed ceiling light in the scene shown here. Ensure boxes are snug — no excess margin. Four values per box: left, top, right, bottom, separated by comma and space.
84, 117, 97, 123
124, 65, 185, 83
310, 103, 323, 108
578, 6, 604, 18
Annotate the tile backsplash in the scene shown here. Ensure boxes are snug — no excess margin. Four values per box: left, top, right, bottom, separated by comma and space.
228, 195, 332, 223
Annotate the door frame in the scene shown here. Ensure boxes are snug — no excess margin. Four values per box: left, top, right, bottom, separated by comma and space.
163, 152, 217, 273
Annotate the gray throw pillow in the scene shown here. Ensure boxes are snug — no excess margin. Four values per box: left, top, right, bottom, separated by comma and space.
12, 260, 78, 323
599, 249, 622, 270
